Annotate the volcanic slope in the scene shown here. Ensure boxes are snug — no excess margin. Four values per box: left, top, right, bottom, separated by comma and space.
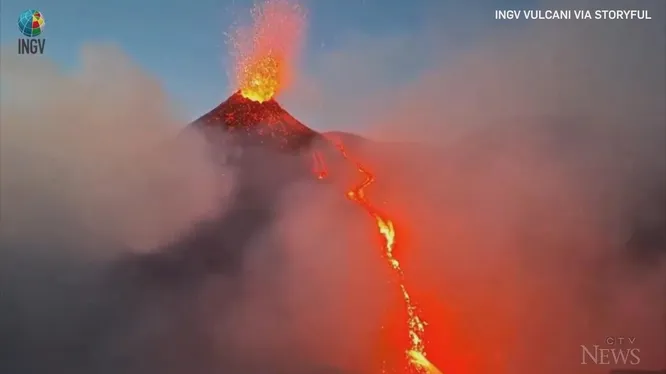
154, 92, 338, 285
191, 91, 320, 151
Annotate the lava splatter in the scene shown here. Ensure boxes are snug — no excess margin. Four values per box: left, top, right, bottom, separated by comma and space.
227, 0, 306, 102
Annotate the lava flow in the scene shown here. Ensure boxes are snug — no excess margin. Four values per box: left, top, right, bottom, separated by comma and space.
320, 140, 443, 374
219, 1, 445, 371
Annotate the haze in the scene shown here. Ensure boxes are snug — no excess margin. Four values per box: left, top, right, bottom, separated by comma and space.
1, 0, 664, 373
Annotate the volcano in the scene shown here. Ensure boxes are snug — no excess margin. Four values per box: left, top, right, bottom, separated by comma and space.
190, 91, 320, 151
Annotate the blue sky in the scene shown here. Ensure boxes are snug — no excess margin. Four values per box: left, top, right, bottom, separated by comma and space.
1, 0, 538, 126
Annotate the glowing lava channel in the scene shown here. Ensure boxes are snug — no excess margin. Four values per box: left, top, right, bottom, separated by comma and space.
318, 142, 443, 374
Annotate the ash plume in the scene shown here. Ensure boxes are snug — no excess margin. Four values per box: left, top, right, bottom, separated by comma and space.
284, 0, 666, 372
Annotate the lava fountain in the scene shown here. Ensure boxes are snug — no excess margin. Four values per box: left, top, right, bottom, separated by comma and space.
228, 0, 306, 102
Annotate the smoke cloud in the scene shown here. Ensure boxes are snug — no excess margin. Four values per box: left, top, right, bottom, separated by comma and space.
0, 43, 389, 373
283, 0, 666, 372
1, 45, 234, 254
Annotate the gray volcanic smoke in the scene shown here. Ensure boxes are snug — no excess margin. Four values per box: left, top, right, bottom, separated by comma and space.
0, 44, 388, 374
282, 0, 666, 372
1, 0, 665, 373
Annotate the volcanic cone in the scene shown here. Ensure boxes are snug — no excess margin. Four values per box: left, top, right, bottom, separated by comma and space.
191, 91, 319, 151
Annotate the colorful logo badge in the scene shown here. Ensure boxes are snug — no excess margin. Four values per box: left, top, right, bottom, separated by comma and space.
18, 9, 45, 37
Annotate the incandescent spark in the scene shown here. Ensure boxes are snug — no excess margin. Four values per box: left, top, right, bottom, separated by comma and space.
228, 0, 305, 102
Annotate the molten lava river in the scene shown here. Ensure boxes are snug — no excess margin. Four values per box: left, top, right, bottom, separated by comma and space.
230, 1, 445, 370
314, 142, 443, 374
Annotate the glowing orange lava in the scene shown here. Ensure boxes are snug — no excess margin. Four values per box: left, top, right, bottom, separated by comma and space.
229, 2, 443, 371
316, 141, 443, 374
229, 0, 305, 102
239, 54, 281, 103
